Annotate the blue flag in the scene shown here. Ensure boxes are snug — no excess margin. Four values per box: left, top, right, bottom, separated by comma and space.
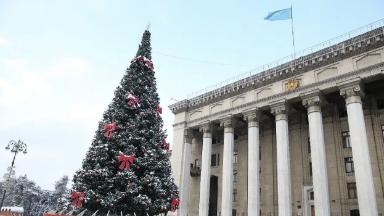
264, 8, 292, 21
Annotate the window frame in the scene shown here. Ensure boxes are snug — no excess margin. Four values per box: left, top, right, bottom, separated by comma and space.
233, 150, 238, 164
211, 154, 217, 167
232, 189, 237, 202
342, 131, 351, 148
345, 157, 355, 173
233, 170, 238, 182
347, 182, 357, 199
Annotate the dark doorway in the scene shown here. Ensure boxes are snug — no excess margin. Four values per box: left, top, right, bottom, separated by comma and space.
209, 176, 218, 216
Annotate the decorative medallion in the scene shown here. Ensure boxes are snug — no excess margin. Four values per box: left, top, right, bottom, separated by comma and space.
286, 78, 299, 90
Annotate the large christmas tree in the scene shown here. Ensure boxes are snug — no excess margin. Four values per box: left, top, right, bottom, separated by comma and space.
70, 29, 179, 215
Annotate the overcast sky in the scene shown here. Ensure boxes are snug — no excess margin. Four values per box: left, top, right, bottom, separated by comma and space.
0, 0, 382, 190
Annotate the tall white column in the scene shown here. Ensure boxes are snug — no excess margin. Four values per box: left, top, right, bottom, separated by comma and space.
301, 91, 330, 216
339, 80, 378, 215
220, 116, 237, 216
270, 100, 292, 216
199, 123, 213, 216
243, 109, 261, 216
179, 129, 194, 216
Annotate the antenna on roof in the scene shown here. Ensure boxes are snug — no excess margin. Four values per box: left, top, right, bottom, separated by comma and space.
146, 22, 151, 30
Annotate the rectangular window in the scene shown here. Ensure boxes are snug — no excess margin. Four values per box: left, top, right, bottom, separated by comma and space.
233, 170, 238, 182
217, 154, 220, 166
194, 159, 199, 168
339, 107, 348, 117
347, 183, 357, 199
259, 146, 261, 160
309, 191, 314, 200
259, 168, 261, 180
342, 131, 351, 148
345, 157, 354, 173
233, 150, 238, 164
309, 162, 313, 177
350, 210, 360, 216
260, 188, 262, 201
232, 189, 237, 202
211, 154, 216, 166
232, 209, 237, 216
234, 134, 239, 140
308, 138, 311, 153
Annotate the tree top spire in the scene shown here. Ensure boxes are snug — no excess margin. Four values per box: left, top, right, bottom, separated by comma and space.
135, 29, 152, 60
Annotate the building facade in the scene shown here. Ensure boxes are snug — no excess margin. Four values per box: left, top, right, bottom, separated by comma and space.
168, 20, 384, 216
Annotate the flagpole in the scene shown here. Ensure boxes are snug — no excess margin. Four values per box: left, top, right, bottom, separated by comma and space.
291, 5, 296, 60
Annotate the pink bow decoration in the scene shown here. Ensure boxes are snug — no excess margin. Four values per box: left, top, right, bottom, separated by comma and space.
118, 152, 135, 170
170, 197, 180, 212
130, 56, 154, 69
126, 93, 140, 106
71, 191, 85, 207
162, 140, 170, 150
156, 104, 162, 115
104, 122, 117, 137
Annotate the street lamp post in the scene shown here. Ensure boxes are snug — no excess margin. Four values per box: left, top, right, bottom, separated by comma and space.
0, 140, 27, 209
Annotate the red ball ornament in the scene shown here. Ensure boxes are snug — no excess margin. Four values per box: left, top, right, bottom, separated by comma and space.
105, 153, 108, 156
141, 131, 145, 135
96, 199, 99, 203
162, 193, 166, 197
105, 178, 108, 181
89, 153, 93, 156
161, 207, 163, 211
145, 204, 148, 208
130, 107, 134, 110
142, 150, 145, 153
121, 194, 125, 198
117, 173, 121, 177
88, 173, 92, 176
158, 166, 161, 169
131, 125, 135, 128
150, 153, 154, 157
140, 113, 143, 117
80, 180, 84, 183
109, 204, 114, 208
154, 144, 158, 147
137, 166, 140, 169
81, 172, 84, 175
127, 181, 130, 184
147, 180, 150, 183
111, 161, 115, 164
99, 172, 102, 175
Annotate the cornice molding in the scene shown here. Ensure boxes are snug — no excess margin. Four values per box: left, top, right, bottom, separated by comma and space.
169, 33, 384, 114
171, 62, 384, 128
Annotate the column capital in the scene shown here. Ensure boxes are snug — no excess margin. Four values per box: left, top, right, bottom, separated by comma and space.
243, 108, 261, 128
338, 79, 365, 105
301, 91, 325, 114
220, 116, 237, 133
184, 128, 194, 143
199, 122, 214, 138
270, 100, 290, 121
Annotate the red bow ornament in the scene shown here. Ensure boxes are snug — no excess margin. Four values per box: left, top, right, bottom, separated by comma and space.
104, 122, 117, 137
118, 152, 135, 170
162, 140, 170, 150
156, 104, 162, 115
130, 56, 154, 69
71, 191, 85, 207
170, 197, 180, 212
126, 93, 140, 106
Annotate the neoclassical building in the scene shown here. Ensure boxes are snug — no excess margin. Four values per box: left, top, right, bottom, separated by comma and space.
168, 20, 384, 216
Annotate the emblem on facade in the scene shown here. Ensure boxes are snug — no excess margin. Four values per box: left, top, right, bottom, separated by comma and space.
286, 78, 299, 90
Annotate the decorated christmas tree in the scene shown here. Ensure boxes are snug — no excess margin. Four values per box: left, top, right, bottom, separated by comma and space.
69, 29, 179, 215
